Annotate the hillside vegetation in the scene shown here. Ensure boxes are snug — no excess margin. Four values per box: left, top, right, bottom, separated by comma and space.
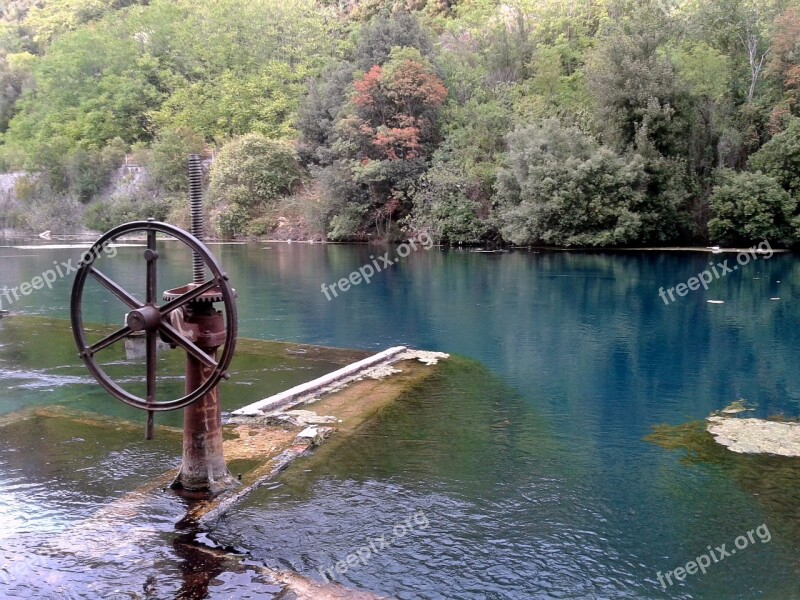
1, 0, 799, 246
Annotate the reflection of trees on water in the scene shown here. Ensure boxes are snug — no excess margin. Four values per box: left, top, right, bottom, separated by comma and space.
410, 250, 800, 421
215, 244, 800, 458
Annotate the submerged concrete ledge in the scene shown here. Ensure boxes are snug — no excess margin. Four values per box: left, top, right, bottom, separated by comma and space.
232, 346, 447, 417
0, 318, 445, 599
3, 405, 393, 599
232, 346, 407, 415
189, 347, 449, 528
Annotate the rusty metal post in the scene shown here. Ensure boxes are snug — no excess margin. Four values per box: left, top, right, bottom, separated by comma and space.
170, 155, 237, 496
171, 305, 236, 495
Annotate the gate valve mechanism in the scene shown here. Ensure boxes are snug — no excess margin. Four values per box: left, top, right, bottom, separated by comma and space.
70, 220, 238, 415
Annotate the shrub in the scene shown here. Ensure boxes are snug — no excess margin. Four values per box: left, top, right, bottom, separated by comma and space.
209, 133, 302, 211
412, 162, 489, 243
28, 196, 85, 233
32, 137, 129, 203
100, 137, 129, 170
130, 142, 150, 169
35, 137, 72, 193
245, 215, 279, 237
66, 148, 108, 203
84, 192, 171, 232
327, 204, 367, 241
212, 203, 250, 239
165, 199, 191, 230
13, 175, 40, 202
708, 170, 798, 244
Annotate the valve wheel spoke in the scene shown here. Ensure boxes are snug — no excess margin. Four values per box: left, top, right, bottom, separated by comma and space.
146, 230, 157, 305
159, 278, 219, 316
90, 267, 142, 310
88, 325, 132, 356
159, 322, 218, 370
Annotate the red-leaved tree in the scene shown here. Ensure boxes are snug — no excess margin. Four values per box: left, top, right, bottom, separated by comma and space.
329, 46, 447, 235
349, 47, 447, 162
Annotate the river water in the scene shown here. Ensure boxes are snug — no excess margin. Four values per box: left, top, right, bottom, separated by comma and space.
0, 239, 798, 599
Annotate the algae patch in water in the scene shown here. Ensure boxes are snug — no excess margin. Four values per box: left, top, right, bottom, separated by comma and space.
645, 419, 800, 547
645, 420, 733, 467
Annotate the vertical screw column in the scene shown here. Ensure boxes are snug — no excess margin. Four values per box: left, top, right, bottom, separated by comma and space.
171, 154, 237, 496
188, 154, 205, 285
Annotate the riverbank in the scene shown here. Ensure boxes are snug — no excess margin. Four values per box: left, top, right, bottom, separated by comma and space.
1, 228, 794, 255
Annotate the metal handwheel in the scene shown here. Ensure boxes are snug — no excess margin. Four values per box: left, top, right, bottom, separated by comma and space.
70, 220, 237, 412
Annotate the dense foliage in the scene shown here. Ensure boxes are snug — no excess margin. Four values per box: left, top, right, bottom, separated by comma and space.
708, 171, 798, 243
496, 120, 685, 246
208, 133, 303, 237
749, 118, 800, 196
1, 0, 799, 245
210, 135, 301, 208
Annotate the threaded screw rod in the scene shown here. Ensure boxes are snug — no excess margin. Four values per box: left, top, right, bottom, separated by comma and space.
188, 154, 205, 285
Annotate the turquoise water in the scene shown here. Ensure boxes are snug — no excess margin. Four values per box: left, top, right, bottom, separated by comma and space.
1, 239, 799, 598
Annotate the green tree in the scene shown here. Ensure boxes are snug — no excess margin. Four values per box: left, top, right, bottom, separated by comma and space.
748, 118, 800, 196
353, 11, 434, 71
23, 0, 143, 49
672, 41, 731, 102
2, 0, 335, 166
2, 27, 163, 161
438, 98, 511, 193
296, 62, 355, 166
412, 161, 490, 243
209, 133, 302, 212
672, 40, 731, 175
708, 170, 797, 244
0, 51, 34, 133
586, 20, 692, 157
494, 119, 688, 246
146, 127, 205, 193
152, 65, 309, 142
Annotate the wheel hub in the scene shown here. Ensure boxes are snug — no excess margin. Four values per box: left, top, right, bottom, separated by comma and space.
126, 305, 162, 332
